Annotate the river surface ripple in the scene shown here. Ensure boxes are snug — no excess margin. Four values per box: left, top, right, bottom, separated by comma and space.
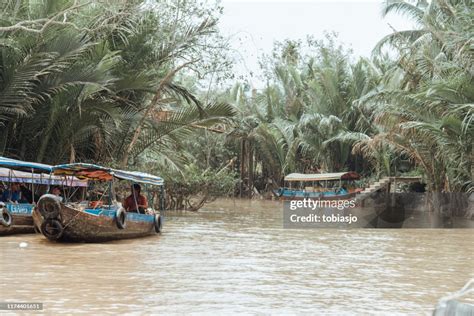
1, 199, 473, 315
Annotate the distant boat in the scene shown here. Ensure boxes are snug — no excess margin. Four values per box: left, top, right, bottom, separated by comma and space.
33, 163, 164, 242
0, 157, 86, 236
275, 172, 361, 200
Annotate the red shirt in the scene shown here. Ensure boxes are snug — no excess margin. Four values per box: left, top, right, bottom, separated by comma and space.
123, 194, 148, 212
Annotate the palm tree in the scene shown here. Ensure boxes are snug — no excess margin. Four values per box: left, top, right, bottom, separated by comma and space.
0, 0, 236, 171
359, 0, 473, 192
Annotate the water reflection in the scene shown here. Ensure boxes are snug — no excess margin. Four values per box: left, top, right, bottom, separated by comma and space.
1, 199, 473, 314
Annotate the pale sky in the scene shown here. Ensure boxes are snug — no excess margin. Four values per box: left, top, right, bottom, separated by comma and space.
218, 0, 415, 87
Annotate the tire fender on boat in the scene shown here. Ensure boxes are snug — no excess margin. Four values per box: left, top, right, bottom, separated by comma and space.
154, 214, 162, 233
116, 207, 127, 229
37, 194, 61, 219
41, 219, 64, 241
0, 203, 12, 227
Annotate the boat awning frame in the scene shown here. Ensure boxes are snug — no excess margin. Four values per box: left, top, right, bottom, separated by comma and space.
0, 168, 88, 187
284, 172, 360, 182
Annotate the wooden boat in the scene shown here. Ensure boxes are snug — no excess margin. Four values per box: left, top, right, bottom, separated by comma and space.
0, 158, 88, 236
0, 201, 35, 235
275, 172, 361, 200
0, 158, 52, 235
33, 163, 164, 242
0, 158, 70, 235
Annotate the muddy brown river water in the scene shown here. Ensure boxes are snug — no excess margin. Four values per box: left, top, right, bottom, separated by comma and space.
1, 199, 473, 315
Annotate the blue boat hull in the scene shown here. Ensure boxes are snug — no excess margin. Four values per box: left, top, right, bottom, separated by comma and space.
0, 203, 35, 236
274, 189, 356, 200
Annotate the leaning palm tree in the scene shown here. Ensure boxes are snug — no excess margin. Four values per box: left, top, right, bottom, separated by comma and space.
361, 0, 473, 193
1, 0, 236, 171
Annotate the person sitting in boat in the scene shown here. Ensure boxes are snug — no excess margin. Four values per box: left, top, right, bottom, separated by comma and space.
50, 186, 63, 202
19, 183, 40, 203
1, 183, 22, 203
123, 183, 148, 214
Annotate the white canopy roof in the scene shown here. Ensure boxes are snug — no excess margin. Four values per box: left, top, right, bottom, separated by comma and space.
284, 172, 359, 182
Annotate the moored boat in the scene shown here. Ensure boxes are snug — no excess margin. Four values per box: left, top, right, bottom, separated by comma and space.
0, 157, 86, 235
0, 201, 35, 235
275, 172, 361, 200
33, 163, 164, 242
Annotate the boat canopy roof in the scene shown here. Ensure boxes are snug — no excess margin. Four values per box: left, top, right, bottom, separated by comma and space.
52, 163, 164, 186
112, 169, 164, 186
0, 156, 52, 173
284, 172, 360, 182
0, 168, 87, 187
53, 163, 113, 181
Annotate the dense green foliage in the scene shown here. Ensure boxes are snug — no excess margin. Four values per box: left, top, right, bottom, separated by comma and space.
220, 0, 473, 194
0, 0, 238, 207
0, 0, 235, 166
1, 0, 472, 206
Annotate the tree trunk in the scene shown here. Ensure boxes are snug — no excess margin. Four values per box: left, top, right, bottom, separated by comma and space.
69, 144, 76, 163
240, 139, 246, 198
238, 139, 255, 199
248, 141, 254, 198
36, 107, 57, 163
0, 121, 12, 156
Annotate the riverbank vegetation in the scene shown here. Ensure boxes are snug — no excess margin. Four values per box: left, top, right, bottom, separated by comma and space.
1, 0, 472, 209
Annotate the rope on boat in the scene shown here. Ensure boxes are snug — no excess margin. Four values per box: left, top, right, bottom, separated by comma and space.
61, 206, 84, 230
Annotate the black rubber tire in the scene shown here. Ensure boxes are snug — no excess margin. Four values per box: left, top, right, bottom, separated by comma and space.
154, 214, 162, 233
41, 219, 64, 241
37, 194, 61, 219
0, 209, 12, 227
116, 208, 127, 229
